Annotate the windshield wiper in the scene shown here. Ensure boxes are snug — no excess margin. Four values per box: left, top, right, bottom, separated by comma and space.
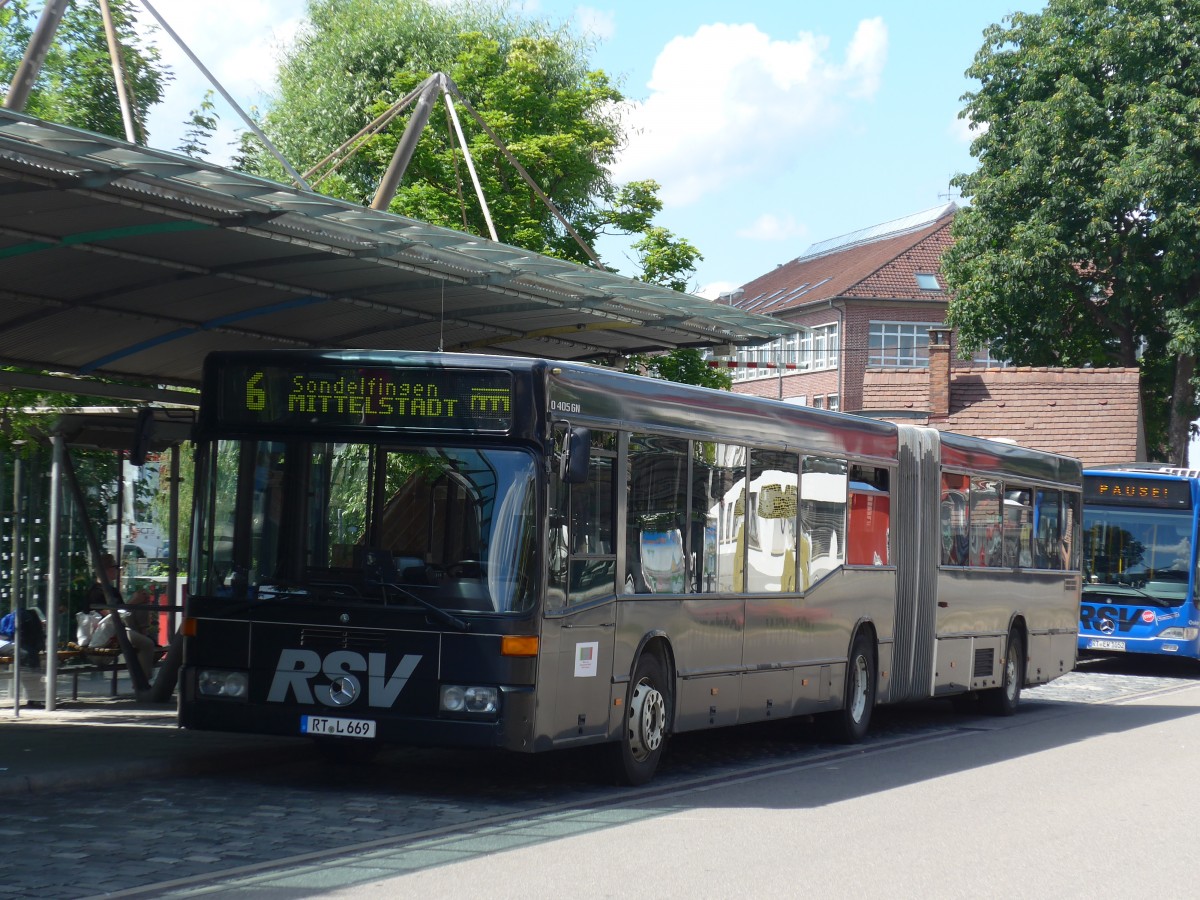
1084, 583, 1177, 607
376, 581, 470, 632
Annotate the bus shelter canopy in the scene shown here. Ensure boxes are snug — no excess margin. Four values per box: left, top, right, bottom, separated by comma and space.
0, 110, 786, 401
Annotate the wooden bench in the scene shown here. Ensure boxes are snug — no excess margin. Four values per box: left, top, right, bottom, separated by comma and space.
1, 648, 160, 700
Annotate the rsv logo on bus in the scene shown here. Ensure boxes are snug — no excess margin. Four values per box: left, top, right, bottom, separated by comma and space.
1079, 605, 1143, 634
267, 649, 422, 708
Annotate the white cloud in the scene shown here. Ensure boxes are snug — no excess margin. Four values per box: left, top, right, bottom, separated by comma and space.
576, 6, 617, 41
697, 280, 740, 301
737, 213, 808, 242
613, 18, 888, 206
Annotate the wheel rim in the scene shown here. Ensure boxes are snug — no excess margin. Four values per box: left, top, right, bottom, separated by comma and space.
849, 654, 869, 722
627, 678, 665, 761
1005, 646, 1019, 701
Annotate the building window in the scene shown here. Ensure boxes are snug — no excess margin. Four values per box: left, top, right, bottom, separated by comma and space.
799, 322, 839, 372
722, 323, 839, 380
915, 273, 940, 291
827, 395, 839, 411
812, 396, 824, 409
869, 321, 942, 367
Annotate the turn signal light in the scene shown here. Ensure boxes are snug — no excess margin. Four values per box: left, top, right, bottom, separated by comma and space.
181, 617, 198, 637
501, 635, 539, 656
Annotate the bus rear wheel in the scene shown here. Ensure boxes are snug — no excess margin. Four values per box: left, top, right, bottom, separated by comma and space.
822, 630, 875, 743
611, 652, 670, 786
982, 628, 1024, 716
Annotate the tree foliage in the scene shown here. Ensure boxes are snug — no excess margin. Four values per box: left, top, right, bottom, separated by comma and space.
0, 0, 168, 141
624, 348, 732, 390
177, 89, 218, 159
243, 0, 716, 386
944, 0, 1200, 462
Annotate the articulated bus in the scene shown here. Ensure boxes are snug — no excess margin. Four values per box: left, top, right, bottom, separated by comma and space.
180, 350, 1082, 784
1080, 465, 1200, 658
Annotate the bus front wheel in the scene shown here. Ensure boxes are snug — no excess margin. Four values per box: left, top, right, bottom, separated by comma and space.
611, 652, 670, 786
982, 629, 1024, 716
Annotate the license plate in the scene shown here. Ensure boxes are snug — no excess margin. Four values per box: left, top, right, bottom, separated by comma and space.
300, 715, 376, 739
1087, 639, 1126, 652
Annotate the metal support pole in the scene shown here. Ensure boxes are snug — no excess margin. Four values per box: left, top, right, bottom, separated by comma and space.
97, 0, 138, 143
370, 74, 440, 211
9, 456, 20, 714
442, 89, 497, 241
45, 434, 63, 711
2, 0, 68, 112
167, 444, 179, 636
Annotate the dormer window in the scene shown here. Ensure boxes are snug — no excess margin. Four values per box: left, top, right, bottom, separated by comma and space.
915, 272, 940, 291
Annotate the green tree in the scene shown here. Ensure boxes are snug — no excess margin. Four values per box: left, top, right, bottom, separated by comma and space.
177, 89, 218, 159
244, 0, 715, 386
0, 0, 169, 142
944, 0, 1200, 463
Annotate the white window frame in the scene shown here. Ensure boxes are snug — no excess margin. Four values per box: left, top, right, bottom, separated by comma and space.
724, 323, 839, 380
869, 321, 941, 368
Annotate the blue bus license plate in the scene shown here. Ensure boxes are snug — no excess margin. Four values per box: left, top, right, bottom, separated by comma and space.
1087, 639, 1126, 652
301, 715, 376, 738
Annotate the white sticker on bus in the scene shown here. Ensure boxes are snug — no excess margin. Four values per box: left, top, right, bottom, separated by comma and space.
574, 641, 599, 677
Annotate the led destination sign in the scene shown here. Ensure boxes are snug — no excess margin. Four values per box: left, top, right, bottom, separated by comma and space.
218, 364, 513, 432
1084, 475, 1192, 510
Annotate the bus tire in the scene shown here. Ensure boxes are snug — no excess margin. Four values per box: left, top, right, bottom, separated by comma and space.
823, 630, 876, 743
982, 628, 1024, 716
611, 652, 671, 786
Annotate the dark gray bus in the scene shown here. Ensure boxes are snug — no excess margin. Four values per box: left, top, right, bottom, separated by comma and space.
180, 350, 1082, 784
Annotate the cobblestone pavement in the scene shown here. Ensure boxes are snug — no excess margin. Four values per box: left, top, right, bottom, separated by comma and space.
3, 656, 1197, 899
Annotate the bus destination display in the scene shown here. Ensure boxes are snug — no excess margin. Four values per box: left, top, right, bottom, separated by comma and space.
1083, 474, 1192, 509
218, 364, 513, 432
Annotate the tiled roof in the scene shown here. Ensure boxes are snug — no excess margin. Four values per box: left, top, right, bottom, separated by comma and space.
861, 366, 1143, 467
733, 203, 957, 316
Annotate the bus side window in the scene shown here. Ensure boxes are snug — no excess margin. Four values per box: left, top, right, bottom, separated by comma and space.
627, 434, 688, 594
802, 456, 847, 583
1003, 487, 1033, 568
941, 473, 970, 566
848, 464, 890, 567
550, 428, 617, 609
970, 478, 1002, 568
1034, 489, 1062, 570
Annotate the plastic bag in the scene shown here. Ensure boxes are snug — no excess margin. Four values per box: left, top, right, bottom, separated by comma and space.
76, 611, 103, 646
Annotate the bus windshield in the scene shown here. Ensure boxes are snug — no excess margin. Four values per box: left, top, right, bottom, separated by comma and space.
1082, 505, 1194, 602
192, 439, 538, 614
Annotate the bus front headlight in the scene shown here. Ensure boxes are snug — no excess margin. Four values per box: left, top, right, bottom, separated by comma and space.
439, 684, 499, 715
1158, 627, 1199, 641
197, 669, 249, 699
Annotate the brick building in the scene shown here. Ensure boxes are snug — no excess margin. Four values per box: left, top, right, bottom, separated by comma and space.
719, 203, 1143, 465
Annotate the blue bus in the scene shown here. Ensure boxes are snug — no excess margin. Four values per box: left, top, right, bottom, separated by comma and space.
1080, 465, 1200, 658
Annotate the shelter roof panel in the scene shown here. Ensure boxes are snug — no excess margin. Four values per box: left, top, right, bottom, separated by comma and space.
0, 110, 788, 396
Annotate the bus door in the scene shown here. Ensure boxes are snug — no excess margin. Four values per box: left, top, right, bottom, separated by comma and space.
546, 431, 618, 743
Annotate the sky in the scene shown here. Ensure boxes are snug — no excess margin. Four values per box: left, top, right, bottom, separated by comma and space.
135, 0, 1041, 299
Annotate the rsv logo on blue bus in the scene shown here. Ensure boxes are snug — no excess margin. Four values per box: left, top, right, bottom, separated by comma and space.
1079, 605, 1147, 635
268, 649, 422, 708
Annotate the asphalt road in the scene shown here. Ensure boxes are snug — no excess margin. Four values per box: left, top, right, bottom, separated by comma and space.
8, 655, 1199, 899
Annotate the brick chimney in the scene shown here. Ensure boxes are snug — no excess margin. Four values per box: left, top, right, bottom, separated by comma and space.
928, 327, 952, 419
